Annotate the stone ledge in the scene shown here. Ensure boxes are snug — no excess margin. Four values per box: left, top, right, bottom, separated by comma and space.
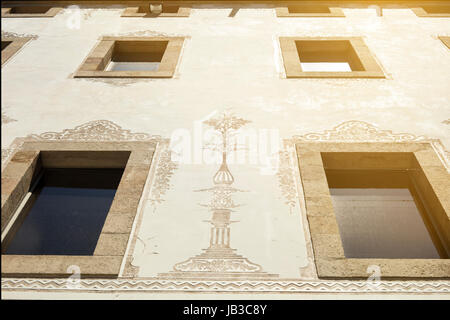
316, 258, 450, 279
1, 255, 122, 278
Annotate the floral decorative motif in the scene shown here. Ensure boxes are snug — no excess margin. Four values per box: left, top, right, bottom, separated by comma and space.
276, 150, 298, 213
149, 147, 179, 209
159, 111, 276, 279
111, 30, 183, 38
288, 120, 449, 173
28, 120, 160, 142
173, 258, 262, 273
2, 120, 166, 171
204, 112, 251, 136
293, 120, 428, 142
1, 31, 38, 39
196, 185, 245, 211
443, 119, 450, 125
202, 111, 252, 155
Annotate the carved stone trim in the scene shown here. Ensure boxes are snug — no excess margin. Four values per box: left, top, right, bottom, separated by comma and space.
2, 278, 449, 293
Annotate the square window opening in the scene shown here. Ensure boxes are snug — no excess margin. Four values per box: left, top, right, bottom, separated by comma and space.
9, 6, 51, 14
137, 5, 180, 14
2, 151, 130, 256
112, 40, 168, 63
74, 37, 183, 78
296, 40, 365, 72
288, 5, 331, 14
107, 40, 168, 71
422, 5, 450, 14
322, 153, 448, 260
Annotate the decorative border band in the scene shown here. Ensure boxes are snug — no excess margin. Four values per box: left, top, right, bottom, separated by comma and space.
2, 278, 450, 293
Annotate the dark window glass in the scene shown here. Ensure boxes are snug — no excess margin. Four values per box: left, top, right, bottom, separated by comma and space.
4, 168, 123, 255
9, 6, 51, 14
325, 169, 445, 259
330, 188, 441, 259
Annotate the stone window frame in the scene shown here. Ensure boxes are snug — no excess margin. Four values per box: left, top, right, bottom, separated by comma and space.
121, 6, 191, 17
1, 140, 155, 278
279, 37, 385, 79
2, 36, 32, 65
411, 6, 450, 17
439, 36, 450, 49
296, 142, 450, 279
1, 6, 62, 18
74, 36, 185, 78
275, 5, 345, 17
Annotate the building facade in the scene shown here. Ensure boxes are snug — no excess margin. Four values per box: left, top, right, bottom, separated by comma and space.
1, 0, 450, 299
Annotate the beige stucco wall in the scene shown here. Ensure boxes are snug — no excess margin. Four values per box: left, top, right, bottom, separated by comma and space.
2, 4, 450, 299
2, 6, 450, 146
